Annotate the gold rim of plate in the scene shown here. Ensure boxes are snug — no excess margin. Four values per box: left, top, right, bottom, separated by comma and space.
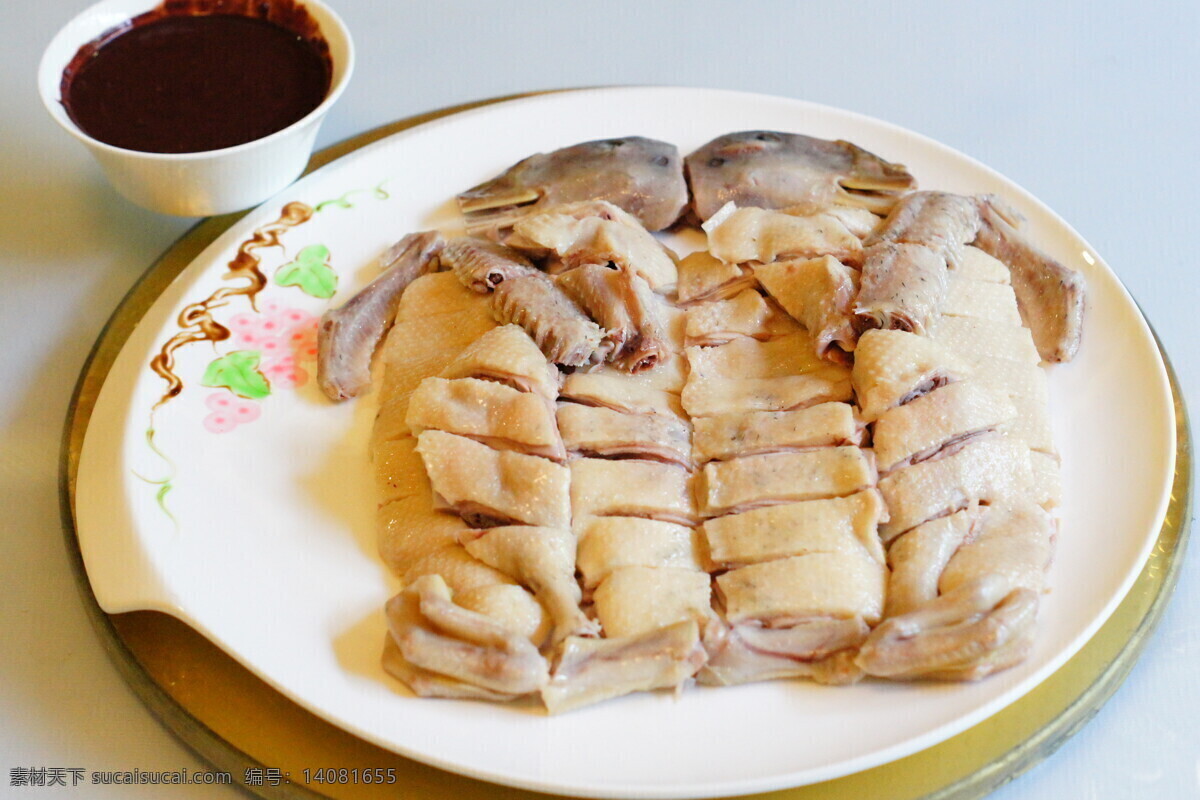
59, 93, 1193, 800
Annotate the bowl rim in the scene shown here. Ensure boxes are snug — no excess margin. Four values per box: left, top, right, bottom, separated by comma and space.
37, 0, 356, 161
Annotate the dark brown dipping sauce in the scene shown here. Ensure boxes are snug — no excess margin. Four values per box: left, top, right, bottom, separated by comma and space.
62, 11, 331, 154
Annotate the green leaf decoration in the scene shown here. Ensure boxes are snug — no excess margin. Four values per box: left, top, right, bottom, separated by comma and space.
200, 350, 271, 399
274, 244, 337, 299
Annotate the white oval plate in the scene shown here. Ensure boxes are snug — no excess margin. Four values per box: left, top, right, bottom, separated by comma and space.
75, 87, 1175, 799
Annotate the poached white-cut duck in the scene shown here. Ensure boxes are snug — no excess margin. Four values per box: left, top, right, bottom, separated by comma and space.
681, 370, 854, 418
942, 274, 1023, 326
554, 262, 675, 372
555, 263, 637, 357
592, 566, 713, 638
356, 129, 1083, 709
883, 509, 973, 618
955, 245, 1012, 284
854, 242, 948, 336
850, 329, 963, 423
864, 190, 982, 268
717, 553, 885, 626
559, 372, 684, 418
685, 331, 828, 381
929, 315, 1040, 365
856, 573, 1038, 681
877, 434, 1033, 540
376, 494, 469, 577
372, 272, 497, 447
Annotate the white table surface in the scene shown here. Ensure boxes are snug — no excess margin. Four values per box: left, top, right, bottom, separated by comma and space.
3, 1, 1197, 797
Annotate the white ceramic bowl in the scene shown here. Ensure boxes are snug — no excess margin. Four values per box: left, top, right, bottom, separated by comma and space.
38, 0, 354, 217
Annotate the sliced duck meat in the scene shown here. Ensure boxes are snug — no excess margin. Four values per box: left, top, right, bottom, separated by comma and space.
685, 131, 915, 221
593, 566, 713, 638
700, 446, 876, 516
576, 517, 704, 590
457, 136, 688, 235
460, 526, 597, 644
681, 370, 853, 418
317, 231, 445, 401
703, 490, 886, 569
716, 552, 886, 626
851, 329, 964, 423
754, 255, 860, 362
691, 401, 861, 462
570, 458, 695, 526
490, 271, 606, 367
509, 201, 678, 290
438, 323, 561, 402
684, 289, 802, 347
854, 241, 948, 336
541, 621, 706, 714
384, 575, 549, 697
872, 380, 1017, 473
417, 430, 571, 528
559, 372, 684, 418
877, 434, 1033, 540
675, 250, 755, 304
442, 236, 538, 293
556, 402, 691, 467
864, 191, 982, 268
884, 509, 973, 618
703, 204, 863, 267
406, 377, 565, 461
974, 197, 1085, 363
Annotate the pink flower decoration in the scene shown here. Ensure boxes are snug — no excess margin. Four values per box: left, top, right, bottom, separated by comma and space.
260, 298, 284, 316
258, 337, 284, 357
206, 392, 234, 411
233, 399, 261, 423
263, 359, 308, 389
283, 308, 314, 326
203, 391, 261, 432
203, 412, 238, 434
233, 330, 259, 347
227, 312, 259, 333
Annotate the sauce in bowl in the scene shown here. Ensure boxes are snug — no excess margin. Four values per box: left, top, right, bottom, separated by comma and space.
61, 1, 332, 154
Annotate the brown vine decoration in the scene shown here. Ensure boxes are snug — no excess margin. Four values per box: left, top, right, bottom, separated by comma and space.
149, 202, 314, 408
